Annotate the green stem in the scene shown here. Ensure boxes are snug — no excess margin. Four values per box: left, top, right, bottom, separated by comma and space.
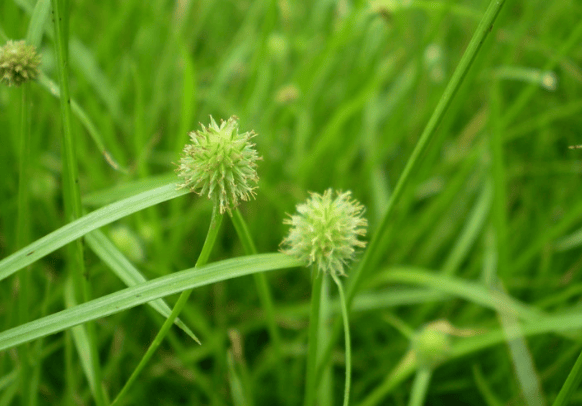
408, 368, 432, 406
16, 82, 32, 406
16, 85, 30, 251
230, 209, 285, 400
230, 208, 258, 254
315, 0, 508, 387
304, 269, 324, 406
332, 274, 352, 406
50, 0, 104, 404
112, 204, 223, 406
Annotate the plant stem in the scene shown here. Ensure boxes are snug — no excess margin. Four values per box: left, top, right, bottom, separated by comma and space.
112, 204, 223, 406
315, 0, 508, 387
50, 0, 105, 404
332, 274, 352, 406
408, 368, 432, 406
16, 82, 32, 406
304, 269, 324, 406
230, 209, 285, 401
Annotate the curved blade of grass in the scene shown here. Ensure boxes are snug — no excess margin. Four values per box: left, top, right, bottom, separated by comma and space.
551, 349, 582, 406
25, 0, 50, 47
37, 73, 126, 172
316, 0, 509, 385
0, 253, 301, 352
0, 182, 188, 282
85, 230, 198, 342
496, 286, 545, 406
347, 0, 508, 299
64, 279, 100, 402
15, 0, 125, 172
82, 173, 176, 207
373, 267, 540, 323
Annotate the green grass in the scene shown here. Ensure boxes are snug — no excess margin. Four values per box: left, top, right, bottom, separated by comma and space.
2, 0, 582, 405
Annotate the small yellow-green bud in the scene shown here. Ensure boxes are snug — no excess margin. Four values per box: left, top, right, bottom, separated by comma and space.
110, 225, 146, 263
275, 84, 300, 104
177, 116, 261, 214
412, 325, 452, 369
0, 40, 41, 87
280, 189, 367, 277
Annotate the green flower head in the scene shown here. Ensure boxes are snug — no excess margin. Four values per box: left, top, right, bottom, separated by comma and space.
177, 116, 261, 214
0, 40, 41, 87
280, 189, 368, 277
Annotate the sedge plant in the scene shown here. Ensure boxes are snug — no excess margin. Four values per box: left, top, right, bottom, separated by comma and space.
5, 0, 582, 404
112, 115, 264, 404
281, 189, 368, 406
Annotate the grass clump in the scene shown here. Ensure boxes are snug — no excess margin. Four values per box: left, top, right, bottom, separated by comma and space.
2, 0, 582, 405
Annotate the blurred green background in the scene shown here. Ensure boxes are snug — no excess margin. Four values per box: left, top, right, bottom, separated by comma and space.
2, 0, 582, 404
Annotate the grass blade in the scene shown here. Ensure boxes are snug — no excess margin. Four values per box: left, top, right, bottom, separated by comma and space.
0, 182, 188, 282
85, 230, 199, 342
0, 253, 301, 353
25, 0, 50, 47
551, 349, 582, 406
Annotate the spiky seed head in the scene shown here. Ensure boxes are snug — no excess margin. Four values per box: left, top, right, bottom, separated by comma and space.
0, 40, 41, 87
176, 116, 261, 214
280, 189, 368, 277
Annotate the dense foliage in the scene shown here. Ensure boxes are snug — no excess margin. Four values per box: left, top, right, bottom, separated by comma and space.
1, 0, 582, 405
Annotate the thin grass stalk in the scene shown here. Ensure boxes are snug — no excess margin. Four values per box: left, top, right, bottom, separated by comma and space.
111, 204, 223, 405
50, 0, 104, 403
16, 81, 32, 406
315, 0, 508, 386
408, 368, 432, 406
304, 269, 324, 406
230, 208, 285, 400
332, 274, 352, 406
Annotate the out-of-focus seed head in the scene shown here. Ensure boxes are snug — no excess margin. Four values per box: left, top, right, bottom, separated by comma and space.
0, 40, 41, 87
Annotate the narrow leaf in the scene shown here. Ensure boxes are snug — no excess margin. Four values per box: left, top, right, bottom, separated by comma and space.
0, 183, 188, 282
85, 230, 199, 342
0, 253, 301, 352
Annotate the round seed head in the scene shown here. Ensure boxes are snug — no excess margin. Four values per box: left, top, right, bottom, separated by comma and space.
177, 116, 261, 214
0, 40, 41, 87
280, 189, 368, 277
